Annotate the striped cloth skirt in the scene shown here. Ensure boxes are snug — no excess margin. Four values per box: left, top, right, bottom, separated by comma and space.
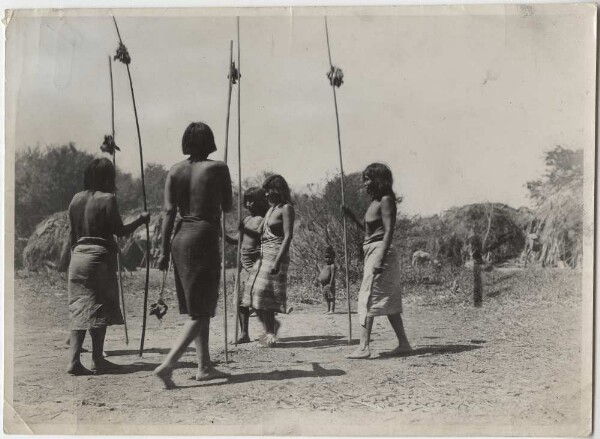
357, 241, 403, 326
243, 241, 289, 313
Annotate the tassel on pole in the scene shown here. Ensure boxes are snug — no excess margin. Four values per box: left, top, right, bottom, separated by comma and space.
112, 16, 151, 357
325, 17, 352, 345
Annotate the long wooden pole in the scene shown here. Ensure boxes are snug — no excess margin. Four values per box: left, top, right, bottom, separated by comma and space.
112, 17, 151, 357
325, 17, 352, 344
233, 18, 242, 345
221, 40, 235, 362
109, 55, 129, 345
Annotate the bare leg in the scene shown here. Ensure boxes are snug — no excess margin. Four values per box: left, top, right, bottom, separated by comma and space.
153, 318, 204, 388
382, 314, 413, 356
256, 310, 278, 347
67, 330, 93, 375
331, 300, 335, 313
236, 306, 251, 343
255, 309, 269, 334
90, 326, 119, 371
347, 317, 373, 359
193, 317, 229, 381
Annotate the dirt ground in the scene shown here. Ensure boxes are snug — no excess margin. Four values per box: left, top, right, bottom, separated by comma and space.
5, 267, 590, 435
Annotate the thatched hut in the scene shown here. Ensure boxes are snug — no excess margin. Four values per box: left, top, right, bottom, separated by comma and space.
522, 180, 583, 268
405, 203, 531, 266
22, 211, 71, 272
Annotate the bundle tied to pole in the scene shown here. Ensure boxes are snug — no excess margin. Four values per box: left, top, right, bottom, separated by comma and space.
324, 16, 352, 345
112, 16, 151, 357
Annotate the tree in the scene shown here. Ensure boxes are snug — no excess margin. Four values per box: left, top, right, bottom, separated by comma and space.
144, 163, 168, 209
527, 146, 583, 204
15, 143, 95, 240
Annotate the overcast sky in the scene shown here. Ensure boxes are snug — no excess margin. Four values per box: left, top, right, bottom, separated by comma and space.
6, 5, 595, 215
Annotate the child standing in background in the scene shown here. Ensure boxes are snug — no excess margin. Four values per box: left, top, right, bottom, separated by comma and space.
319, 246, 336, 314
226, 187, 269, 343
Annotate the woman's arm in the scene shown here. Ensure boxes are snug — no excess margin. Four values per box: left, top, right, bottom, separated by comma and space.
225, 233, 239, 245
68, 208, 77, 249
271, 204, 295, 274
373, 196, 396, 274
329, 264, 337, 292
110, 195, 149, 237
221, 163, 233, 214
341, 205, 365, 230
158, 171, 177, 270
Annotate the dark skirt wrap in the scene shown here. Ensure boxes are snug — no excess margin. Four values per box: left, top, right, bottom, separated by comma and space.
172, 218, 221, 318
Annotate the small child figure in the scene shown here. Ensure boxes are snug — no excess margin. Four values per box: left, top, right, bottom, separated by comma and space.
226, 187, 268, 343
318, 246, 337, 314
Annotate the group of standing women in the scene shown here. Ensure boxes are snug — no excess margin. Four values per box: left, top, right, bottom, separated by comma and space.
65, 121, 411, 387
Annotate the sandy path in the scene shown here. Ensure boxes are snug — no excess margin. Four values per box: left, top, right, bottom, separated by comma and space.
6, 268, 587, 435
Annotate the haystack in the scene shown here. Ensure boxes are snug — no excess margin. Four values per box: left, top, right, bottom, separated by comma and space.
525, 180, 583, 268
22, 211, 71, 272
405, 203, 530, 266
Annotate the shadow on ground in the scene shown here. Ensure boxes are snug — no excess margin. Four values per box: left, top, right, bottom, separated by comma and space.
373, 344, 482, 359
107, 347, 195, 357
95, 360, 197, 375
179, 362, 346, 388
276, 335, 359, 349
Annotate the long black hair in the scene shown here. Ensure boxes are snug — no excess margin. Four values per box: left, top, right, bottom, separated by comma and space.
362, 162, 397, 201
262, 174, 292, 205
84, 158, 116, 193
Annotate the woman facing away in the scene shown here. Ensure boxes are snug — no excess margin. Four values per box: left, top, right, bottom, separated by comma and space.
342, 163, 412, 359
154, 122, 233, 388
243, 174, 295, 347
67, 158, 149, 375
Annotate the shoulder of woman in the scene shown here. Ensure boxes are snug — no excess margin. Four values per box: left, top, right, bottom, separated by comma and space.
282, 203, 295, 213
97, 192, 117, 206
380, 195, 396, 208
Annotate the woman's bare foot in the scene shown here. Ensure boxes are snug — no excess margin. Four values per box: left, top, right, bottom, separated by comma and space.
153, 365, 176, 389
67, 362, 95, 376
195, 367, 230, 381
381, 344, 413, 357
346, 346, 371, 359
232, 333, 251, 344
258, 333, 277, 348
90, 358, 121, 373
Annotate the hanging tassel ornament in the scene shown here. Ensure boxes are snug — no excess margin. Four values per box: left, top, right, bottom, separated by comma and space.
327, 66, 344, 87
228, 60, 240, 84
114, 42, 131, 65
100, 135, 121, 155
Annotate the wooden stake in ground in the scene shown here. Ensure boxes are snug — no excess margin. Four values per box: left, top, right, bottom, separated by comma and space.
233, 17, 243, 345
111, 17, 151, 357
221, 40, 239, 361
324, 17, 352, 344
108, 55, 129, 345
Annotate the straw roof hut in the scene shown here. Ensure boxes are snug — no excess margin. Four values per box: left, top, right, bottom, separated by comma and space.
524, 179, 583, 268
22, 211, 71, 272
